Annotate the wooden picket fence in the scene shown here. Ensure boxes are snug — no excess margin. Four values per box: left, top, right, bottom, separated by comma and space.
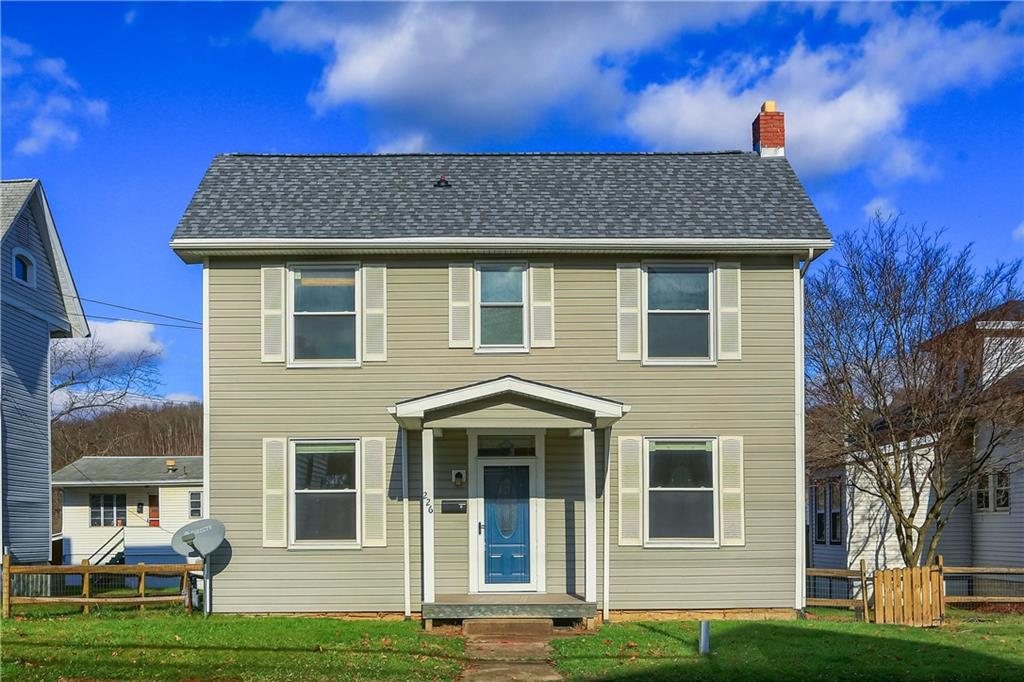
872, 564, 944, 627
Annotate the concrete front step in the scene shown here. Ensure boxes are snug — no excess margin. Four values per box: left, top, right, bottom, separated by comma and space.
463, 617, 554, 638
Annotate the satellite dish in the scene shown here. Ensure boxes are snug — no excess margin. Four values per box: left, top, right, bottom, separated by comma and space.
171, 518, 225, 558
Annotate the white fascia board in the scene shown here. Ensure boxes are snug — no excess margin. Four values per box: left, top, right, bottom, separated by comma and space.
390, 376, 629, 421
170, 236, 834, 263
51, 477, 201, 483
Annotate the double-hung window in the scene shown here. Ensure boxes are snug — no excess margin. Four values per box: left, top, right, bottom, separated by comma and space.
976, 471, 1011, 512
90, 494, 127, 527
476, 263, 528, 351
814, 486, 826, 544
643, 263, 714, 364
829, 480, 843, 545
645, 439, 717, 545
189, 491, 203, 518
289, 264, 359, 365
291, 441, 359, 545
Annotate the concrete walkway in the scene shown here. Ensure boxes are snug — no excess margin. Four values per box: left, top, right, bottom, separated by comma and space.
460, 636, 561, 681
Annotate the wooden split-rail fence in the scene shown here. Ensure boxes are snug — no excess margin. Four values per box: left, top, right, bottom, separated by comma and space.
1, 554, 203, 618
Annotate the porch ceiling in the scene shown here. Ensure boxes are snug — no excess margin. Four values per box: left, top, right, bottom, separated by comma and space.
387, 375, 630, 430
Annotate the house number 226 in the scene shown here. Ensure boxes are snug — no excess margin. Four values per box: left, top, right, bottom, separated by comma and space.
422, 491, 434, 514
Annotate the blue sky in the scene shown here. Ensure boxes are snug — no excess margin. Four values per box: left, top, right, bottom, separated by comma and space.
2, 1, 1022, 401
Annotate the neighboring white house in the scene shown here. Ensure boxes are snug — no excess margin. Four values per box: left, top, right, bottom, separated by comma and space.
52, 456, 203, 565
808, 302, 1023, 572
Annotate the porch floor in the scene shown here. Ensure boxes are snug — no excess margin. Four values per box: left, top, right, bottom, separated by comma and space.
423, 593, 596, 620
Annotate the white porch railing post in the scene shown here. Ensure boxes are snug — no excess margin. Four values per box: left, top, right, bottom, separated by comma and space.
421, 428, 436, 604
584, 427, 597, 603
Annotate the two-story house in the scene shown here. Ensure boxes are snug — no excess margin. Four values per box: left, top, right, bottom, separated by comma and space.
2, 179, 89, 564
170, 102, 832, 623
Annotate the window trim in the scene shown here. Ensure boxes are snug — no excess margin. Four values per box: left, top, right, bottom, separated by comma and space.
89, 493, 127, 528
286, 262, 362, 368
11, 247, 37, 289
828, 479, 843, 546
189, 491, 203, 518
976, 470, 1011, 513
641, 261, 717, 366
474, 261, 530, 354
814, 485, 826, 545
642, 436, 720, 548
288, 438, 362, 549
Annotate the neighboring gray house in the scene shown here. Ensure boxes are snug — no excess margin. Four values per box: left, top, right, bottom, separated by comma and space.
1, 179, 89, 564
808, 303, 1024, 572
171, 102, 833, 622
52, 456, 203, 566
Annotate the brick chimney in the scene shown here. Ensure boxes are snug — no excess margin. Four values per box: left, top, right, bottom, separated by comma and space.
752, 100, 784, 157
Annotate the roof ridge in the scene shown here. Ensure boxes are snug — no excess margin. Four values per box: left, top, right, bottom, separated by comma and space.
218, 150, 753, 159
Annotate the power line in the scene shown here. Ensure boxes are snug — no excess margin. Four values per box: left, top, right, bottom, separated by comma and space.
76, 296, 201, 326
81, 314, 202, 331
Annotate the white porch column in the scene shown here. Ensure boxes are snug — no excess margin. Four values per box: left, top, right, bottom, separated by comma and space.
421, 428, 435, 604
583, 427, 597, 603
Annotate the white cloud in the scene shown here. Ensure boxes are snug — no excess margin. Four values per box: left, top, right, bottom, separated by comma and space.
863, 196, 896, 220
627, 6, 1023, 178
375, 132, 429, 154
2, 35, 108, 155
163, 392, 200, 404
1013, 221, 1024, 242
253, 2, 757, 145
87, 320, 164, 357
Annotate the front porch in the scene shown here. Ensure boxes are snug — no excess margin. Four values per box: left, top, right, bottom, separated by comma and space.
423, 593, 596, 620
389, 376, 630, 621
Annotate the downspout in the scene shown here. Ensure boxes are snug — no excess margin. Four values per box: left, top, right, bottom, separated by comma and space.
401, 428, 411, 619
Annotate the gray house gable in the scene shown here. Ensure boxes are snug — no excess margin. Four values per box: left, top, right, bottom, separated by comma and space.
1, 179, 88, 563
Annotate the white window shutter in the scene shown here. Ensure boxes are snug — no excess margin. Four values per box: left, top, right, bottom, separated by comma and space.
530, 263, 555, 348
717, 263, 741, 360
617, 264, 641, 361
362, 265, 387, 362
618, 436, 643, 546
719, 436, 745, 546
449, 264, 474, 348
361, 437, 388, 547
262, 438, 287, 548
261, 266, 286, 362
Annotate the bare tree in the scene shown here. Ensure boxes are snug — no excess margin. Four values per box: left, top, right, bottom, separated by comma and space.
49, 335, 161, 423
806, 216, 1024, 566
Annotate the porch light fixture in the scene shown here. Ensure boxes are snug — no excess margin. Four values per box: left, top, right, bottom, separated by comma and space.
452, 470, 466, 487
137, 503, 144, 514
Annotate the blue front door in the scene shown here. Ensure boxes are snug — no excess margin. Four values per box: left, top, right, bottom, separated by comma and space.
483, 465, 531, 585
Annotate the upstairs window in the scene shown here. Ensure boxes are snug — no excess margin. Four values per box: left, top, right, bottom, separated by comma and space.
476, 263, 527, 351
643, 264, 713, 364
12, 248, 36, 288
645, 439, 717, 545
189, 491, 203, 518
289, 264, 359, 365
90, 494, 127, 527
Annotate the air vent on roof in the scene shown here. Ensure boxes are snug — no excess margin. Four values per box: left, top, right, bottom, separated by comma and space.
434, 174, 451, 188
166, 458, 177, 472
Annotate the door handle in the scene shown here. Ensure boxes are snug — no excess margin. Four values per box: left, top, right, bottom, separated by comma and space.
478, 522, 485, 535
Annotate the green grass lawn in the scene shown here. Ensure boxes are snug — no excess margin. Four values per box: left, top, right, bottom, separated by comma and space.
551, 610, 1024, 681
1, 607, 465, 681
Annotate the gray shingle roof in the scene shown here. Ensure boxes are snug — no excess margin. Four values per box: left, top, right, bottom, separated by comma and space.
171, 152, 830, 242
52, 456, 203, 486
1, 179, 38, 239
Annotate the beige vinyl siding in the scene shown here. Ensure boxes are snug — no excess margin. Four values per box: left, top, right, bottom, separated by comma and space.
207, 255, 797, 612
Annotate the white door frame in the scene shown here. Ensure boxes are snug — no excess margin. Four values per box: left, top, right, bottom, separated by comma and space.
468, 429, 546, 594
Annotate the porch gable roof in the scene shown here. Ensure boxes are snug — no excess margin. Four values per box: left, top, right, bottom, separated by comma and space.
387, 375, 630, 429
